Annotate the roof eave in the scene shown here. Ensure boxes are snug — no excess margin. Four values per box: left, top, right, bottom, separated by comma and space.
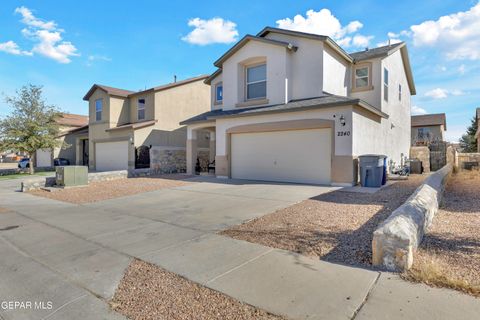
399, 45, 416, 95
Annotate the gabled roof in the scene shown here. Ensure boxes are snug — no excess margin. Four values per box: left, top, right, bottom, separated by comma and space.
257, 27, 353, 63
83, 75, 209, 101
213, 35, 297, 68
56, 113, 89, 127
83, 84, 135, 101
351, 42, 416, 95
350, 42, 404, 60
180, 93, 388, 125
411, 113, 447, 130
204, 68, 222, 85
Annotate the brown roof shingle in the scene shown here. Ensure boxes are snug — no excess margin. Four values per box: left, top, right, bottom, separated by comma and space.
56, 113, 89, 127
411, 113, 447, 130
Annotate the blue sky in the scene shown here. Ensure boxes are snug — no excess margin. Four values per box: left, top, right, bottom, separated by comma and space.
1, 0, 479, 141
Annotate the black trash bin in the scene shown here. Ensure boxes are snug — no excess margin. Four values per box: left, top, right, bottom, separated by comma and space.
359, 155, 387, 188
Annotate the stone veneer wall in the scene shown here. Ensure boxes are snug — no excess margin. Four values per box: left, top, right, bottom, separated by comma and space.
21, 170, 128, 191
149, 147, 210, 175
410, 146, 430, 173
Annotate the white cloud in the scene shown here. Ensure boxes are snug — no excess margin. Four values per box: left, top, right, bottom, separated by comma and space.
0, 6, 79, 63
458, 64, 466, 74
424, 88, 466, 99
425, 88, 448, 99
275, 9, 373, 48
410, 2, 480, 60
182, 17, 238, 45
376, 38, 402, 47
411, 105, 427, 115
86, 54, 111, 66
14, 7, 57, 31
0, 40, 32, 56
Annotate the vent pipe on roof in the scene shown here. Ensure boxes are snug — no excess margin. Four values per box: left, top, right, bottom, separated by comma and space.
174, 75, 177, 83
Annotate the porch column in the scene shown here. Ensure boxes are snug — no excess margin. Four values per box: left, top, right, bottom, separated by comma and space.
186, 129, 198, 175
209, 131, 216, 163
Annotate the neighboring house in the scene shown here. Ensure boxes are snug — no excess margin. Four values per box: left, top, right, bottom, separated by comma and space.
83, 75, 210, 172
35, 113, 89, 167
181, 27, 415, 186
411, 113, 447, 146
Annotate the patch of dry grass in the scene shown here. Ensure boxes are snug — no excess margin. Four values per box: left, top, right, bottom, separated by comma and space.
403, 257, 480, 297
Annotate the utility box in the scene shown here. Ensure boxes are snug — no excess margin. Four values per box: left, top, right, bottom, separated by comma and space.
56, 166, 88, 187
410, 160, 423, 174
359, 155, 387, 188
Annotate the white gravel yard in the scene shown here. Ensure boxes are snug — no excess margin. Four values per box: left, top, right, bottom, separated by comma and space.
222, 175, 426, 267
111, 259, 285, 320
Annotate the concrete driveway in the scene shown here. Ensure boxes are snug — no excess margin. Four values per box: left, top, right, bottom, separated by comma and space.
1, 176, 479, 320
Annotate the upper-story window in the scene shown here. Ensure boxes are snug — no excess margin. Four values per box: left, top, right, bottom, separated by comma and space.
352, 63, 372, 91
246, 63, 266, 100
384, 68, 389, 102
137, 98, 145, 120
215, 82, 223, 104
399, 84, 402, 101
95, 99, 102, 121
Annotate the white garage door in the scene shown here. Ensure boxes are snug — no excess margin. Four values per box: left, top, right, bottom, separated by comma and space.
95, 141, 129, 171
231, 128, 331, 185
36, 149, 52, 167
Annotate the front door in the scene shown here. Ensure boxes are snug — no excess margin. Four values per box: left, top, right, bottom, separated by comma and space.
82, 139, 89, 166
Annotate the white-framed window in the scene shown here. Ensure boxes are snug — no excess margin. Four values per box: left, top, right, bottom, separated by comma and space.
399, 84, 402, 101
137, 98, 145, 120
246, 63, 266, 100
383, 68, 389, 102
354, 66, 369, 89
95, 99, 102, 121
215, 82, 223, 104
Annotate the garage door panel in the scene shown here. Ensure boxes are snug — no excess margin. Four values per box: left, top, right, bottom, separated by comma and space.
231, 129, 331, 185
95, 141, 129, 171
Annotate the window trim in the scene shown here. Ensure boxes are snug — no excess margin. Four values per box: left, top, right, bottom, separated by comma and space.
351, 62, 373, 92
137, 98, 146, 121
214, 82, 223, 105
383, 67, 389, 102
95, 99, 102, 122
245, 62, 267, 101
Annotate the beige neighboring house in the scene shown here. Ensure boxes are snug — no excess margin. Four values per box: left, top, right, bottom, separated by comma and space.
411, 113, 447, 146
35, 113, 89, 167
181, 27, 416, 186
83, 75, 210, 172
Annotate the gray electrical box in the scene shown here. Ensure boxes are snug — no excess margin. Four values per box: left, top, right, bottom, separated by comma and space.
56, 166, 88, 187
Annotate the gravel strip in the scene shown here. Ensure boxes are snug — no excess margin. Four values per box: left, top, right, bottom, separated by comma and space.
29, 175, 192, 204
412, 170, 480, 289
222, 175, 426, 267
111, 259, 285, 320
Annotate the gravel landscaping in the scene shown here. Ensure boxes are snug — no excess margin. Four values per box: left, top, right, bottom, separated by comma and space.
29, 175, 192, 204
405, 170, 480, 297
222, 175, 426, 267
111, 259, 284, 320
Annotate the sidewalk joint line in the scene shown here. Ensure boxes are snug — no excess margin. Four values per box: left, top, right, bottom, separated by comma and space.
350, 271, 381, 320
204, 248, 274, 286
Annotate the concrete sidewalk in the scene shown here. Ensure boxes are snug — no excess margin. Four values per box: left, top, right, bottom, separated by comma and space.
0, 177, 479, 320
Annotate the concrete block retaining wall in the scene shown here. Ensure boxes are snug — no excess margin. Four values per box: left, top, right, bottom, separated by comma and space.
372, 164, 452, 271
21, 170, 128, 192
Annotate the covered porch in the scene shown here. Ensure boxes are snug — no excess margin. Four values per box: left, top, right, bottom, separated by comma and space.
186, 122, 216, 175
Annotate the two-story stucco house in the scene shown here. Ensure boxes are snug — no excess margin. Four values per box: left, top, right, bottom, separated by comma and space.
181, 27, 416, 186
411, 113, 447, 146
83, 75, 210, 172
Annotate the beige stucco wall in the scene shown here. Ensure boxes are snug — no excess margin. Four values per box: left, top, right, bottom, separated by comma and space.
129, 91, 155, 123
322, 45, 349, 96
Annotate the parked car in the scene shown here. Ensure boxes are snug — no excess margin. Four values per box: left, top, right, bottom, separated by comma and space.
18, 158, 30, 168
54, 158, 70, 166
